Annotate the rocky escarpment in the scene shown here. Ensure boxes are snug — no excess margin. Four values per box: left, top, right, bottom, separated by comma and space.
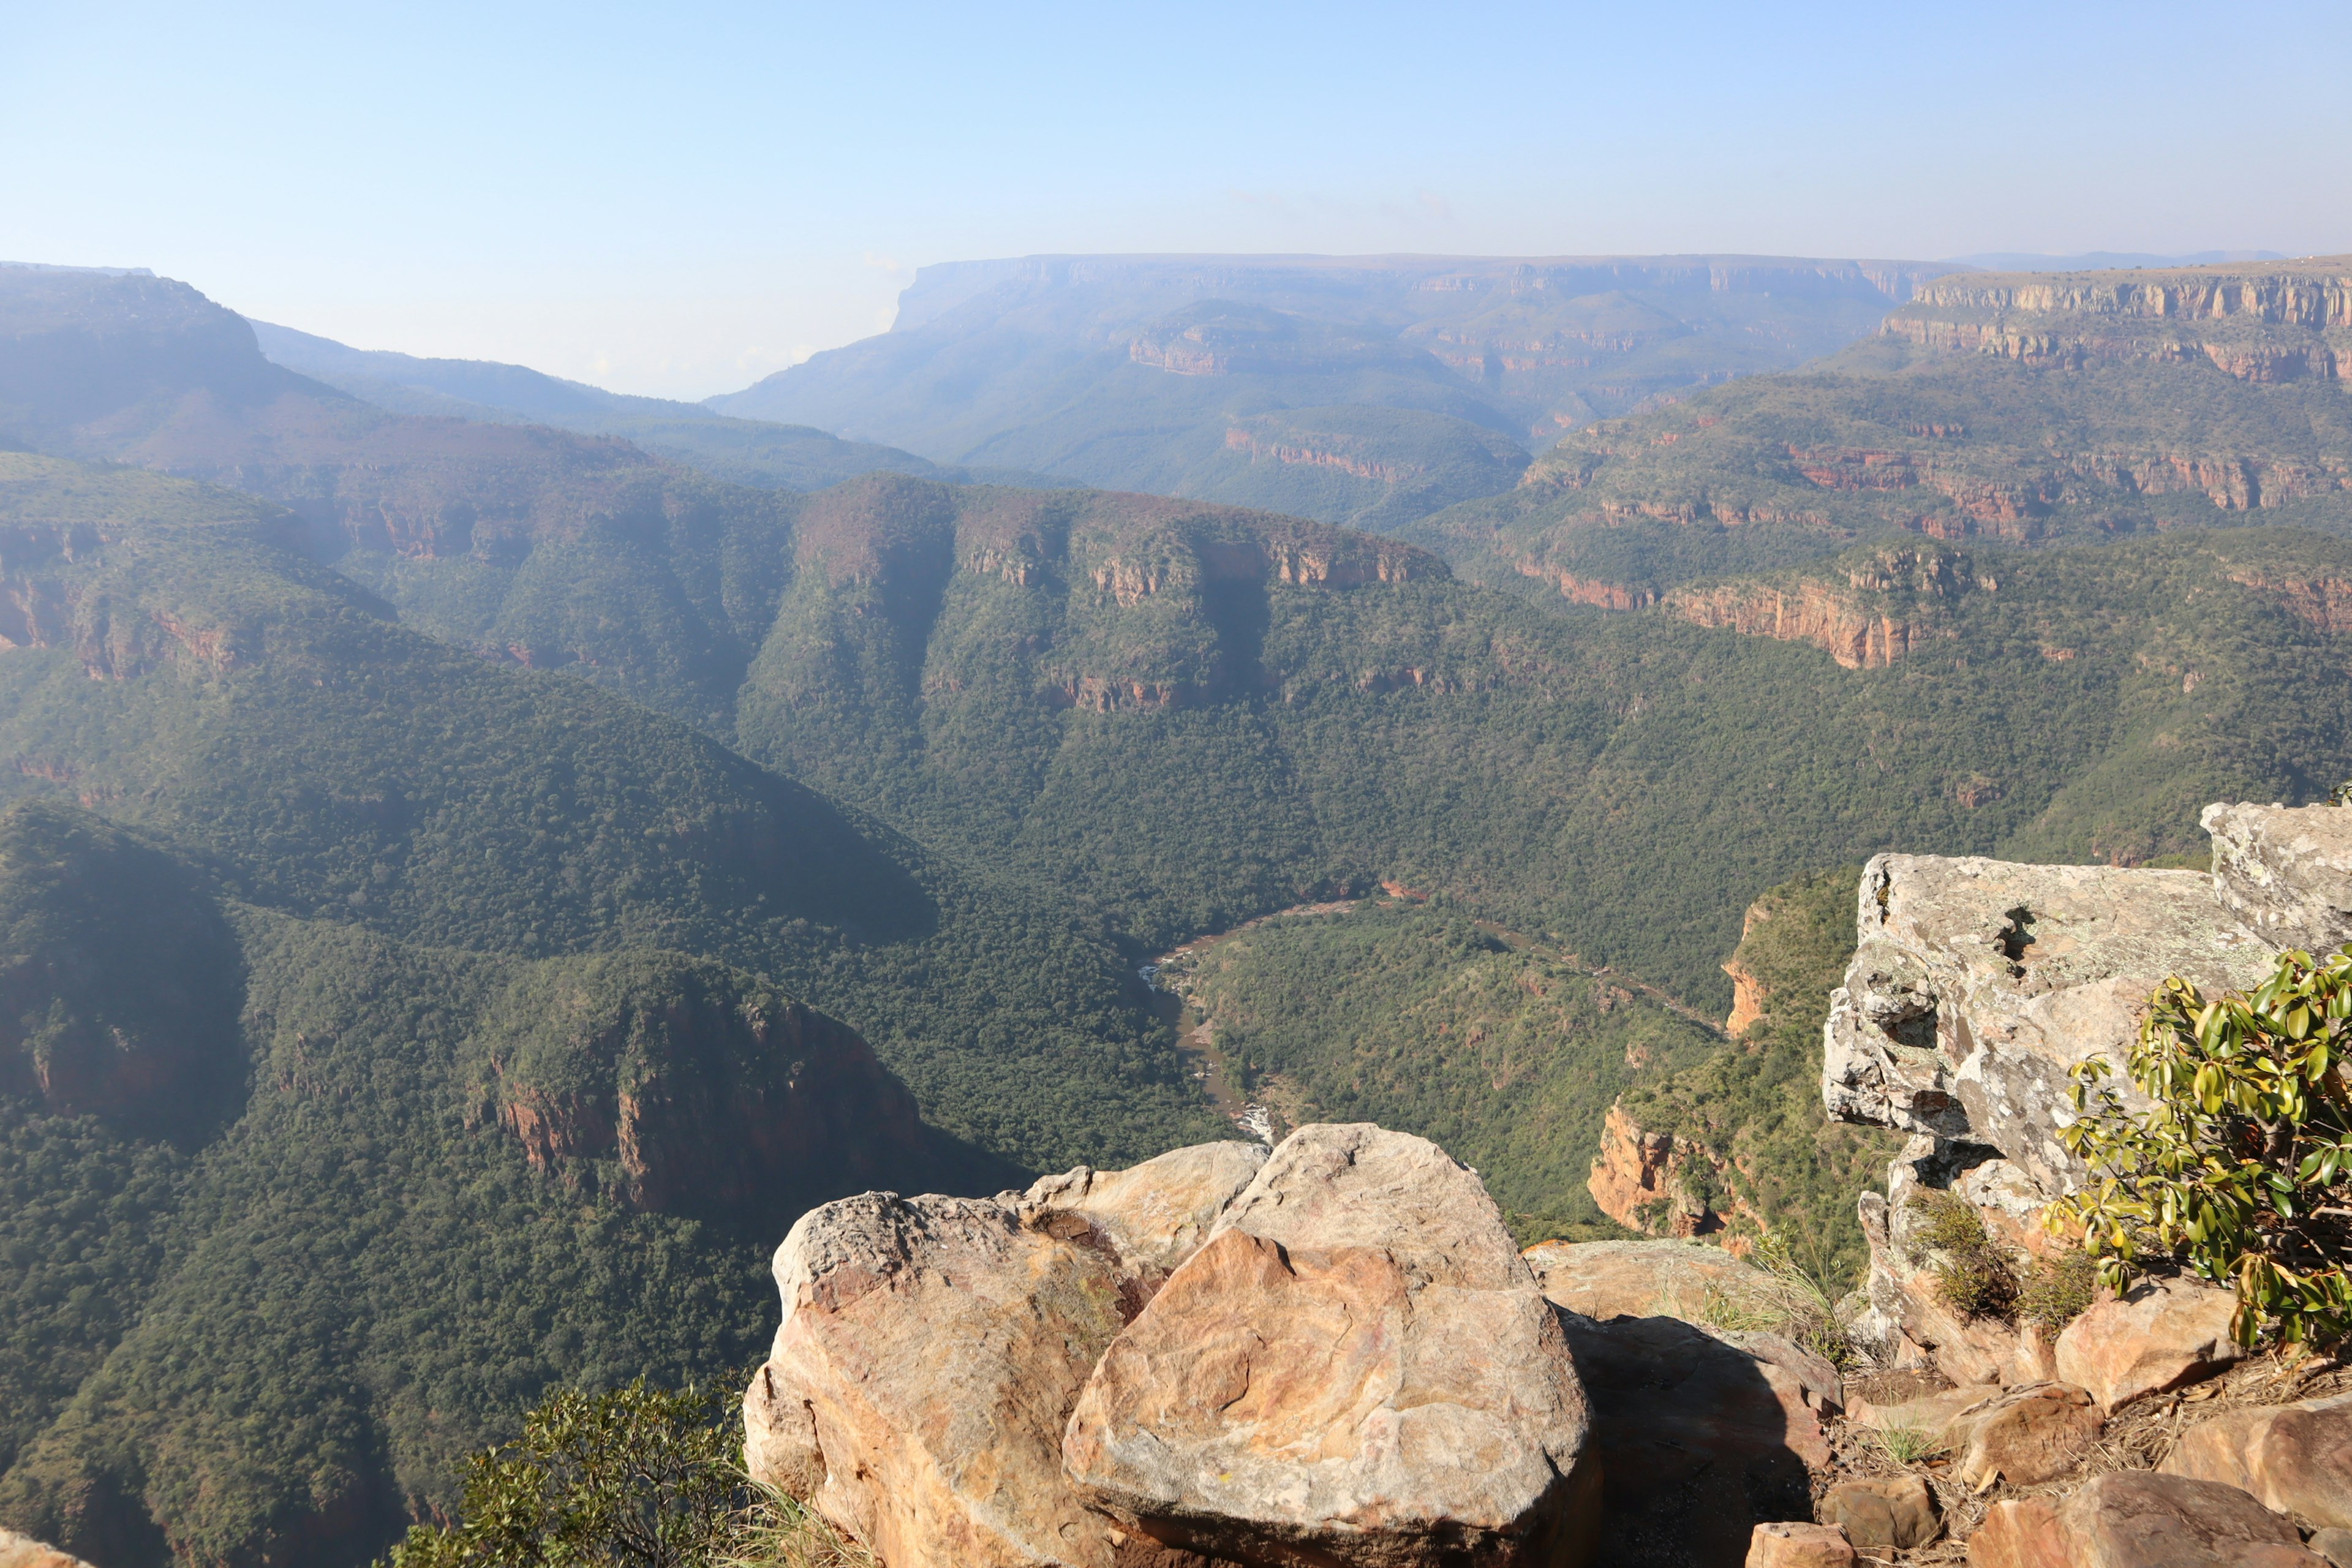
472, 951, 930, 1216
1663, 543, 1986, 669
1820, 798, 2347, 1386
1889, 259, 2352, 383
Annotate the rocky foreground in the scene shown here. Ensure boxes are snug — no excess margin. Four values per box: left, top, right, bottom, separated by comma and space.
743, 797, 2352, 1568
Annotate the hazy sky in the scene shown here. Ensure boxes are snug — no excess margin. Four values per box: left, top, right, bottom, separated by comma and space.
6, 1, 2346, 399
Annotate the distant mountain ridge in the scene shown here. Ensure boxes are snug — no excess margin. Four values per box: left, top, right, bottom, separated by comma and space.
706, 252, 1965, 532
1407, 255, 2352, 605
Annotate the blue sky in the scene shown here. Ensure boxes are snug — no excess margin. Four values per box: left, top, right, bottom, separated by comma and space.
5, 0, 2346, 399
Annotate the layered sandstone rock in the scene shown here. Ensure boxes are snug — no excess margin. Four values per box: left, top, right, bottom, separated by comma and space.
741, 1142, 1265, 1568
1583, 1103, 1746, 1238
1967, 1472, 2317, 1568
1063, 1123, 1597, 1567
1521, 1235, 1778, 1321
1746, 1521, 1856, 1568
1952, 1382, 2103, 1487
2162, 1392, 2352, 1530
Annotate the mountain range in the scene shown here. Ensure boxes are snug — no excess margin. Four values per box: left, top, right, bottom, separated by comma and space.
6, 253, 2352, 1567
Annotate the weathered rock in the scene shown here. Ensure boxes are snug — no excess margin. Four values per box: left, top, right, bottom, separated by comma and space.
0, 1531, 96, 1568
2309, 1528, 2352, 1568
2162, 1391, 2352, 1529
2054, 1275, 2245, 1409
1850, 1140, 2052, 1387
1820, 1476, 1940, 1551
1823, 854, 2271, 1196
2204, 802, 2352, 955
1586, 1102, 1741, 1237
1848, 1383, 1991, 1450
1065, 1124, 1597, 1567
1522, 1236, 1779, 1322
742, 1142, 1265, 1568
1954, 1382, 2103, 1487
1967, 1472, 2316, 1568
1558, 1312, 1825, 1567
1746, 1521, 1856, 1568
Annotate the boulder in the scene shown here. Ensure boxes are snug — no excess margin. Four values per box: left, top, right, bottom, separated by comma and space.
1521, 1236, 1779, 1322
2204, 802, 2352, 955
1746, 1522, 1856, 1568
2309, 1529, 2352, 1568
1064, 1124, 1597, 1567
1967, 1472, 2317, 1568
742, 1142, 1265, 1568
1954, 1382, 2103, 1488
1820, 1476, 1940, 1551
2054, 1275, 2245, 1409
0, 1532, 95, 1568
2162, 1392, 2352, 1529
1556, 1312, 1826, 1567
1848, 1384, 1992, 1452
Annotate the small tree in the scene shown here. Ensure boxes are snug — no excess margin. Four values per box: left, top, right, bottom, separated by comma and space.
383, 1379, 745, 1568
2048, 948, 2352, 1346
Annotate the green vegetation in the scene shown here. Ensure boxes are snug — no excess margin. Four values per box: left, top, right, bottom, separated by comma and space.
2052, 949, 2352, 1346
1614, 868, 1898, 1292
1172, 899, 1722, 1240
384, 1381, 744, 1568
1905, 1190, 2023, 1321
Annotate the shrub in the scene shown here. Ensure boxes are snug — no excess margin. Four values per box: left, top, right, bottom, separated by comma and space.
2020, 1246, 2097, 1331
382, 1380, 745, 1568
2050, 949, 2352, 1346
1904, 1189, 2021, 1321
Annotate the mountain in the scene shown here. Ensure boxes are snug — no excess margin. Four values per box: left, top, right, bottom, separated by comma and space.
707, 253, 1961, 530
1408, 256, 2352, 606
13, 260, 2352, 1566
243, 320, 1068, 493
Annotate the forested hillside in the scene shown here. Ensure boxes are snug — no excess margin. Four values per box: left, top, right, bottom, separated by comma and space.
1411, 257, 2352, 605
10, 261, 2352, 1567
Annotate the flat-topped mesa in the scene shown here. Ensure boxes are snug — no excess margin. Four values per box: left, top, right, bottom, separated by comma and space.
1820, 801, 2352, 1383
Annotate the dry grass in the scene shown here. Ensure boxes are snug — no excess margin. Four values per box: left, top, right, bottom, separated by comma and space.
723, 1484, 878, 1568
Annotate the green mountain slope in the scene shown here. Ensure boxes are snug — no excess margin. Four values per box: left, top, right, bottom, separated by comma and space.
1408, 257, 2352, 605
707, 253, 1957, 529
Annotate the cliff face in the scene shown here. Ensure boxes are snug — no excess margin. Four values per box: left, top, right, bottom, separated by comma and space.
477, 951, 929, 1217
1820, 800, 2350, 1383
1585, 1101, 1752, 1239
1662, 543, 1983, 669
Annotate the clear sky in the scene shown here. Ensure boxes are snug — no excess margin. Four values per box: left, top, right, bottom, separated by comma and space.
5, 0, 2346, 400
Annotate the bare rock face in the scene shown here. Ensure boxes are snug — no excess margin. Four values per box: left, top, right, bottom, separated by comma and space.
1744, 1521, 1856, 1568
741, 1142, 1265, 1568
1823, 854, 2271, 1193
2162, 1392, 2352, 1530
1063, 1124, 1597, 1567
2054, 1275, 2245, 1410
0, 1531, 97, 1568
1967, 1472, 2316, 1568
1820, 1476, 1940, 1552
2205, 802, 2352, 954
1520, 1237, 1779, 1322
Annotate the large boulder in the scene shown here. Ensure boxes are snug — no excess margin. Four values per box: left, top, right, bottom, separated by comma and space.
1819, 1477, 1940, 1553
1521, 1237, 1779, 1322
1063, 1124, 1597, 1567
1967, 1472, 2317, 1568
2162, 1392, 2352, 1530
2204, 802, 2352, 955
2054, 1275, 2245, 1410
1953, 1382, 2103, 1488
742, 1142, 1266, 1568
1745, 1522, 1855, 1568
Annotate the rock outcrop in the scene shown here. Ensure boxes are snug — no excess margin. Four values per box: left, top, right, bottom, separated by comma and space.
745, 1127, 1608, 1568
1584, 1102, 1744, 1238
1816, 802, 2351, 1383
2161, 1392, 2352, 1531
0, 1531, 96, 1568
741, 1142, 1267, 1568
1967, 1472, 2320, 1568
1065, 1123, 1597, 1566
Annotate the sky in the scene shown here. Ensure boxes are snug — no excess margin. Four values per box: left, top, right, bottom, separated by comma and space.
4, 1, 2347, 401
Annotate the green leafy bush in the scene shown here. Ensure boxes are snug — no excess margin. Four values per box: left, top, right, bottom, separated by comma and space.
2051, 949, 2352, 1346
1905, 1189, 2021, 1321
383, 1381, 744, 1568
